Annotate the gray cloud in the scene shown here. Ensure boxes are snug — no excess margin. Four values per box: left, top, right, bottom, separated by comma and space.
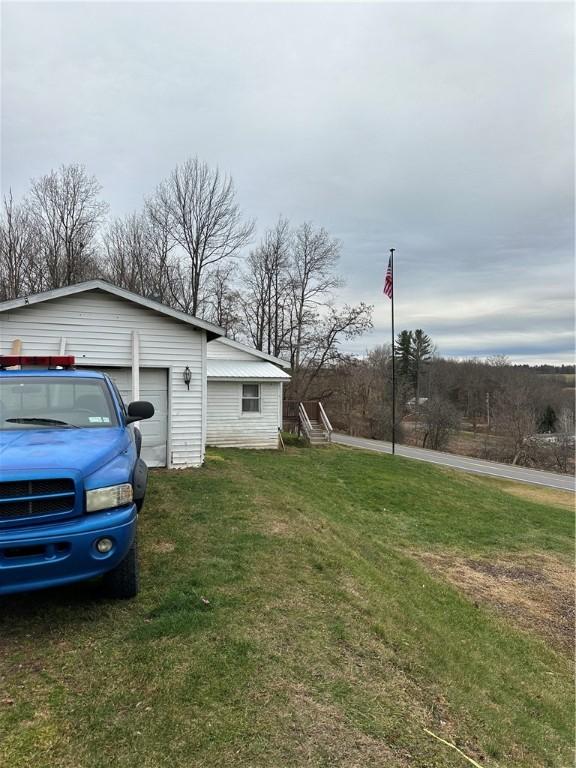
2, 1, 573, 363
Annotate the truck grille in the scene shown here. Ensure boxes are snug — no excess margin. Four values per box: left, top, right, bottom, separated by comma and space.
0, 479, 76, 522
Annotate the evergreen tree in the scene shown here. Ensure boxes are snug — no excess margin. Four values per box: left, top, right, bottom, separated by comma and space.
538, 405, 557, 433
411, 329, 434, 404
395, 330, 413, 377
394, 329, 433, 405
394, 330, 414, 411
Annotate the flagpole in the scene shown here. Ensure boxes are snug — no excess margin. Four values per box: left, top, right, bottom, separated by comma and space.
390, 247, 396, 455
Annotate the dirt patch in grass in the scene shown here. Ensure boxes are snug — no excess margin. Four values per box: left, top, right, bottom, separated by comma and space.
416, 551, 574, 654
150, 541, 176, 554
266, 520, 294, 537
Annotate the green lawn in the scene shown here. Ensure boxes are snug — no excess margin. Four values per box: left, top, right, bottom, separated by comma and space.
1, 446, 574, 768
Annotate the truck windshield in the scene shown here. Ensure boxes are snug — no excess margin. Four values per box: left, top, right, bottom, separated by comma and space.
0, 377, 119, 430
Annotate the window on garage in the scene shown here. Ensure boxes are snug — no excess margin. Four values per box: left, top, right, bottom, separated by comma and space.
241, 383, 260, 413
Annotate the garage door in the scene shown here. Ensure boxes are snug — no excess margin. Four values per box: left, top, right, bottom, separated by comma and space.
80, 367, 168, 468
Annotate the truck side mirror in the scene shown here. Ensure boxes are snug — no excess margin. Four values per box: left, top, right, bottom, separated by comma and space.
126, 401, 154, 424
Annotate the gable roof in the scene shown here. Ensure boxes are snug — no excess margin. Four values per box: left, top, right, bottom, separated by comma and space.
0, 280, 225, 340
209, 336, 291, 369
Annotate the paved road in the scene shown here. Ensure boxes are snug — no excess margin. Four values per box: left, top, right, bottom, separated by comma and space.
332, 433, 576, 492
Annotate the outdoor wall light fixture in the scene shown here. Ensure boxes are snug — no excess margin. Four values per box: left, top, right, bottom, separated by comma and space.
183, 366, 192, 390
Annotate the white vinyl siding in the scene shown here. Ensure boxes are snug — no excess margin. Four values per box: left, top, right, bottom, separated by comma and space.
207, 381, 281, 449
0, 289, 205, 468
207, 338, 265, 361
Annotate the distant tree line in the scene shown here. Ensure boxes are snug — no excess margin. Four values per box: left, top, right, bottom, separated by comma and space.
0, 160, 372, 398
310, 338, 575, 473
515, 364, 575, 375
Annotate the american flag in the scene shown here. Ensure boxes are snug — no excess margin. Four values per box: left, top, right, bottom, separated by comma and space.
383, 255, 393, 299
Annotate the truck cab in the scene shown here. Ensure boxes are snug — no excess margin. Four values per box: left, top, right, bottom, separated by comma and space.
0, 356, 154, 599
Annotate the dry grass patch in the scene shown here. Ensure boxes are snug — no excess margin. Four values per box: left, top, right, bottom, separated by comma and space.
204, 451, 227, 462
266, 519, 295, 537
416, 551, 574, 654
496, 482, 575, 511
251, 494, 331, 541
281, 683, 403, 767
150, 541, 176, 554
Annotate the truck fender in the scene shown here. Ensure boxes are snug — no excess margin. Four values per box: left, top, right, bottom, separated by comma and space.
133, 457, 148, 511
134, 426, 142, 457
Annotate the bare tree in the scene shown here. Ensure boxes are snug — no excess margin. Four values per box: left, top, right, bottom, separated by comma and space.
264, 217, 291, 356
29, 164, 108, 289
152, 157, 254, 315
292, 303, 373, 399
549, 408, 576, 473
0, 191, 38, 300
416, 396, 460, 450
298, 343, 399, 438
492, 378, 538, 464
143, 197, 175, 304
557, 407, 575, 435
101, 207, 177, 303
102, 213, 151, 296
204, 264, 243, 336
288, 221, 342, 371
242, 245, 269, 351
460, 358, 486, 433
487, 354, 511, 368
242, 217, 292, 355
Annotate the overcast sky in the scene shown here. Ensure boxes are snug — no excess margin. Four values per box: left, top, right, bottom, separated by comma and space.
2, 1, 574, 364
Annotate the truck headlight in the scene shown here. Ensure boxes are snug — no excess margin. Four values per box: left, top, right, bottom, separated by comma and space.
86, 484, 133, 513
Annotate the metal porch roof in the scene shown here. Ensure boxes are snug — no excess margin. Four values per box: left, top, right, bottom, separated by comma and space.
207, 360, 291, 380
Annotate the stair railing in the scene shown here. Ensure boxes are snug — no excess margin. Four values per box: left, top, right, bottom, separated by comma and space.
299, 401, 314, 441
318, 401, 333, 443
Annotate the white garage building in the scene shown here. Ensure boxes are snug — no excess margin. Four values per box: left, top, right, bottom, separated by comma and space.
0, 281, 290, 467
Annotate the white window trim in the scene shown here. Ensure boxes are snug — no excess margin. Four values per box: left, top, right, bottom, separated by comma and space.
241, 382, 261, 415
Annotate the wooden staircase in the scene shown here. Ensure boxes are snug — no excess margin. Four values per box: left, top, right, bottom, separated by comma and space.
283, 400, 332, 446
307, 418, 330, 445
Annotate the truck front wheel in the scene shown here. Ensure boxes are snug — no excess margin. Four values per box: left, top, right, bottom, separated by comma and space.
102, 537, 139, 599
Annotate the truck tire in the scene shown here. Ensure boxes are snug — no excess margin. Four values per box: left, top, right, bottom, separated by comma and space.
102, 537, 139, 599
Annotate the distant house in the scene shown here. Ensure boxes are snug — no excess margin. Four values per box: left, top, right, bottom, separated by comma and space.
0, 280, 290, 468
406, 397, 428, 410
525, 433, 575, 447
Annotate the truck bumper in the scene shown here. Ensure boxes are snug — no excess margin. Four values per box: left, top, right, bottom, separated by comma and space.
0, 505, 137, 596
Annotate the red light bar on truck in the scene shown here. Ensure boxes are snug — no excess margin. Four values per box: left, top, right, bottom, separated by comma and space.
0, 356, 76, 370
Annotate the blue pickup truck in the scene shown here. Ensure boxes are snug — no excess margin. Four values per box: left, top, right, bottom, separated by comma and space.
0, 357, 154, 599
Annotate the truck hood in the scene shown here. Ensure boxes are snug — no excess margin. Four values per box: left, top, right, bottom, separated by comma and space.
0, 428, 130, 476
